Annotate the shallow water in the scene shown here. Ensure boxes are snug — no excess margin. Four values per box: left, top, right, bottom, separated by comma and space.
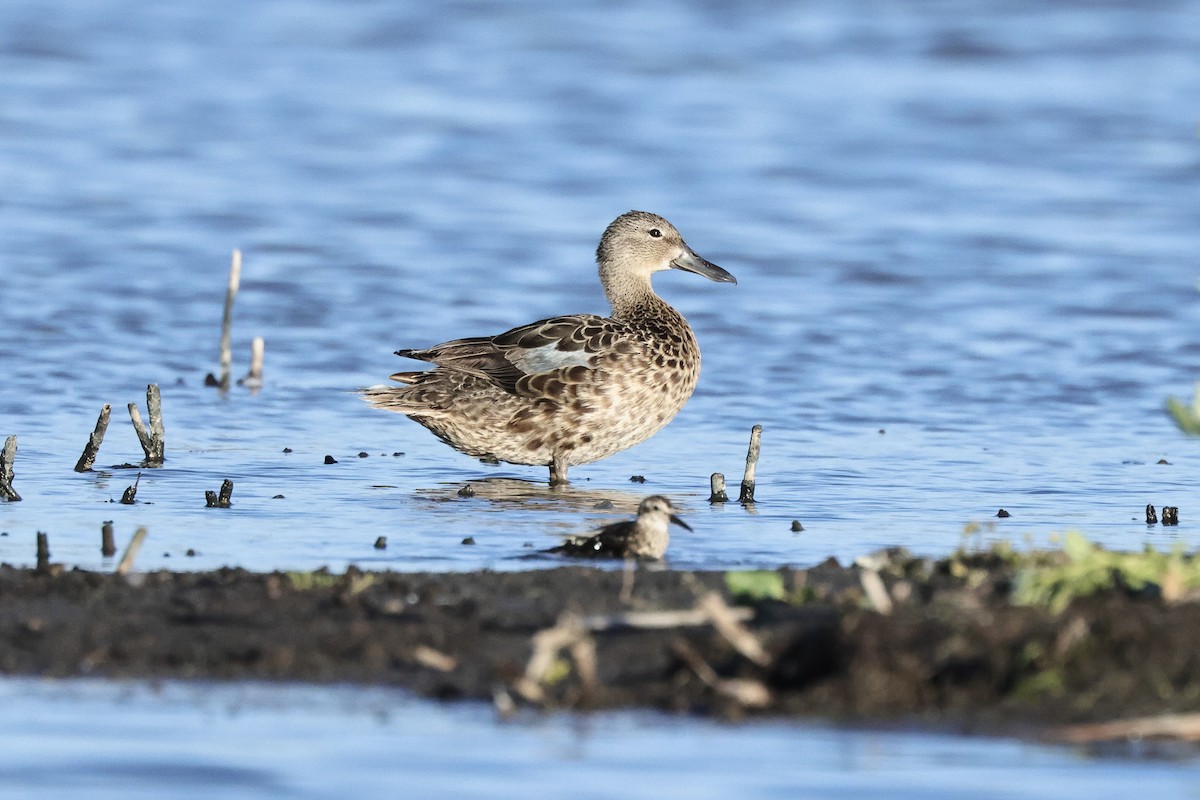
3, 679, 1199, 800
1, 0, 1199, 574
1, 0, 1199, 787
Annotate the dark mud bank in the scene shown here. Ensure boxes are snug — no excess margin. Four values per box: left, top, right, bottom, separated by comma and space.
3, 549, 1199, 737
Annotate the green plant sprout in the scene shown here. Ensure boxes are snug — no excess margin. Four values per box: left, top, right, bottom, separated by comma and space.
1013, 532, 1200, 613
1166, 381, 1200, 435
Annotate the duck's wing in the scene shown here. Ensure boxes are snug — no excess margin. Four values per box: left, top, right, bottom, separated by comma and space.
393, 314, 634, 395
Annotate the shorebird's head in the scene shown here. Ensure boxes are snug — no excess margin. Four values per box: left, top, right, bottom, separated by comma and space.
597, 211, 736, 290
637, 495, 692, 531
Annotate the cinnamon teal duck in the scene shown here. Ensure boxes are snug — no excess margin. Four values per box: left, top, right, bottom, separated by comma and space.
548, 495, 689, 560
363, 211, 735, 485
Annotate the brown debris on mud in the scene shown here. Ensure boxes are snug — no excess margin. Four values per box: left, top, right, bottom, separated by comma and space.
1, 549, 1199, 738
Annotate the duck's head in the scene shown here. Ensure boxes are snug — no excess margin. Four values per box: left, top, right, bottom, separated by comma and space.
597, 211, 736, 291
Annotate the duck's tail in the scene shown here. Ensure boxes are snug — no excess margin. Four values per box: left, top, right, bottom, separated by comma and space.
359, 383, 450, 417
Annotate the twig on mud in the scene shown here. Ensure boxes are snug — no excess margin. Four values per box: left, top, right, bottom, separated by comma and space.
74, 404, 112, 472
739, 425, 762, 504
216, 249, 241, 391
515, 613, 598, 703
576, 605, 754, 632
412, 645, 457, 672
101, 521, 116, 558
708, 472, 729, 503
128, 384, 165, 466
675, 572, 770, 664
696, 592, 771, 666
1051, 713, 1200, 743
116, 527, 148, 576
858, 568, 894, 615
0, 435, 20, 502
569, 634, 599, 694
670, 637, 772, 709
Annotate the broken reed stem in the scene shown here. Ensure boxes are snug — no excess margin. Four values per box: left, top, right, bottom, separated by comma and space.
708, 472, 729, 503
74, 403, 112, 472
128, 385, 165, 466
0, 435, 20, 502
101, 521, 116, 558
116, 527, 148, 576
218, 249, 242, 391
128, 403, 150, 452
206, 479, 234, 508
147, 384, 164, 458
242, 336, 264, 387
738, 424, 762, 504
120, 473, 141, 505
36, 531, 50, 573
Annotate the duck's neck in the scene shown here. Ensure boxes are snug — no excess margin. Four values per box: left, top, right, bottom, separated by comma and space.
603, 272, 677, 321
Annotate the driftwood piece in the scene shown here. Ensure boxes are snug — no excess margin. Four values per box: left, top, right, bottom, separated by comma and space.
128, 384, 165, 465
0, 435, 20, 501
74, 404, 112, 472
738, 425, 762, 504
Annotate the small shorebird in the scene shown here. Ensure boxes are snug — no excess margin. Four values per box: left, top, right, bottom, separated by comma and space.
548, 495, 690, 560
363, 211, 735, 485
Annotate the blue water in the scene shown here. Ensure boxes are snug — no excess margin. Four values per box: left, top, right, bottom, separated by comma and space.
2, 679, 1198, 800
1, 0, 1199, 574
2, 0, 1199, 789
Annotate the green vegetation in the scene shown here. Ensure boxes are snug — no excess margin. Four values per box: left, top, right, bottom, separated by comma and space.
1166, 382, 1200, 434
725, 570, 786, 602
1012, 532, 1200, 613
284, 570, 376, 594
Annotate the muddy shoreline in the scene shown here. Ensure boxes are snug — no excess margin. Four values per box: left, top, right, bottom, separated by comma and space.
3, 549, 1199, 742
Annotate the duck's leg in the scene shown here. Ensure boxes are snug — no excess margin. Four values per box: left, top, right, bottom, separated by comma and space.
549, 456, 570, 486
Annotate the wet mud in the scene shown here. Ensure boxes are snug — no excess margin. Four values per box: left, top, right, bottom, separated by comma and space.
2, 550, 1198, 739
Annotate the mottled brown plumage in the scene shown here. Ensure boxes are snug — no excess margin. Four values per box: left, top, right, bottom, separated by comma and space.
363, 211, 735, 485
548, 495, 690, 560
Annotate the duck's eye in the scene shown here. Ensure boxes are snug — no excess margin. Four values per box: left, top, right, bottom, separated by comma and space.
648, 228, 662, 238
